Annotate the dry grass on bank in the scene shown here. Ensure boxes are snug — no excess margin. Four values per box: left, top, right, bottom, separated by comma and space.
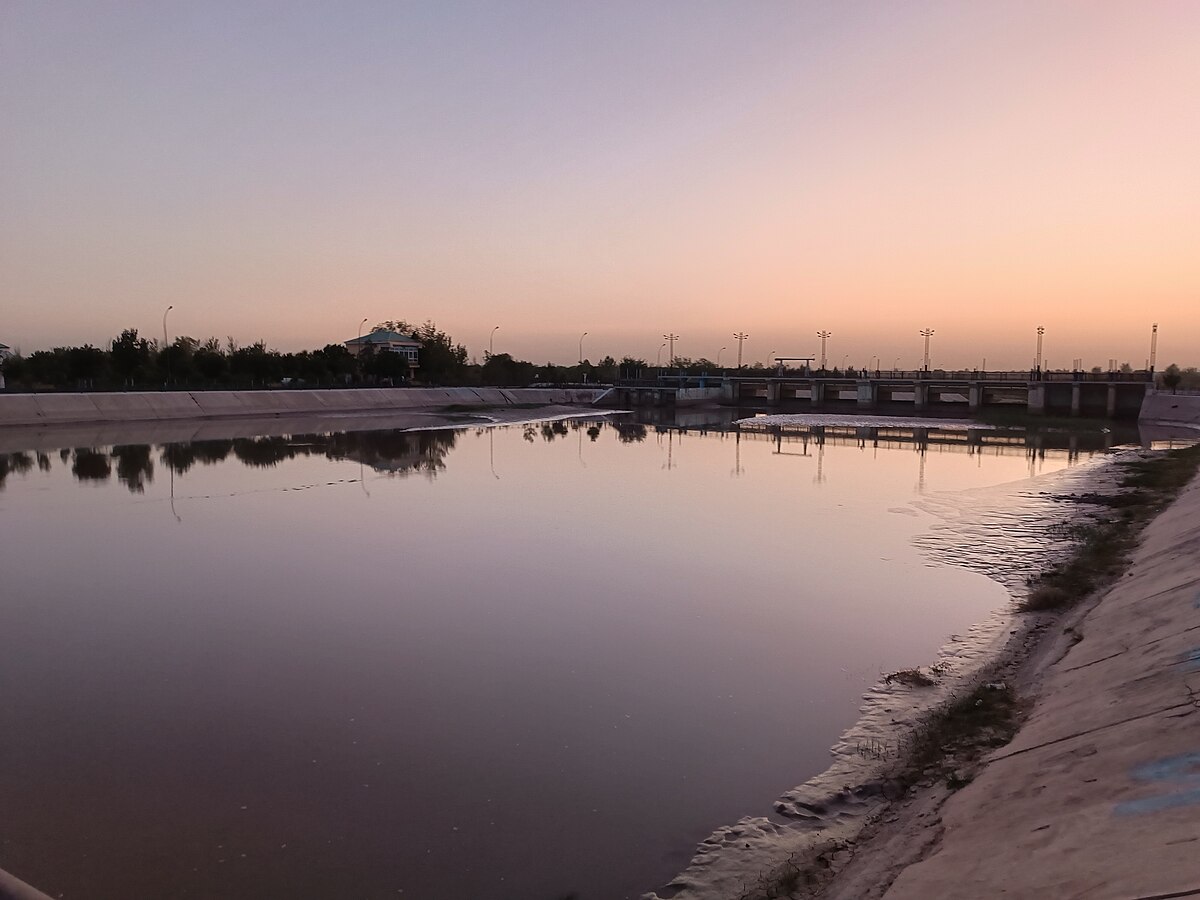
1023, 444, 1200, 612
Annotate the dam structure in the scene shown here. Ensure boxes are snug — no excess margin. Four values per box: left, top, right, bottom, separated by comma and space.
610, 370, 1154, 417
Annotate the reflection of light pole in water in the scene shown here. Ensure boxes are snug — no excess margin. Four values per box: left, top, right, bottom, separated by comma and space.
577, 427, 587, 468
731, 429, 743, 477
169, 455, 181, 523
489, 428, 499, 479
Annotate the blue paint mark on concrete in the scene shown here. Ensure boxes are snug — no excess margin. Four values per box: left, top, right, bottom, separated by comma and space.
1185, 648, 1200, 671
1115, 752, 1200, 816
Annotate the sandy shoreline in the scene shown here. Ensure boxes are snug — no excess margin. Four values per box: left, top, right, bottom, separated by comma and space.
646, 444, 1200, 900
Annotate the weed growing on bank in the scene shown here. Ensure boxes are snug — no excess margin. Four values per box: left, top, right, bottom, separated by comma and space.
1022, 444, 1200, 612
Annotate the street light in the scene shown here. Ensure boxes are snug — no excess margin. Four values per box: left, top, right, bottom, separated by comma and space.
656, 342, 666, 367
816, 331, 831, 370
733, 332, 749, 369
490, 325, 499, 357
717, 346, 726, 368
579, 331, 588, 364
920, 329, 935, 371
663, 333, 679, 366
893, 356, 901, 374
1035, 325, 1045, 373
1150, 323, 1159, 373
163, 305, 173, 385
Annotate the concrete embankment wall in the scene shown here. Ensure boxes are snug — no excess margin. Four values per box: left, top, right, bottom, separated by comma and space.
0, 387, 605, 428
1140, 390, 1200, 430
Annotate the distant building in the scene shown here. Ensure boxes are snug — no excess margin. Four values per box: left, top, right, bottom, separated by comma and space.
344, 330, 421, 369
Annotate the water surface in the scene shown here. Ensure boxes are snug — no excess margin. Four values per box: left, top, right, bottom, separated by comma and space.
0, 414, 1120, 899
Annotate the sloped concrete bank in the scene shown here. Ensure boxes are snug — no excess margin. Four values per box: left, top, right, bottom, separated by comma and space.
0, 387, 604, 428
820, 460, 1200, 900
1140, 390, 1200, 432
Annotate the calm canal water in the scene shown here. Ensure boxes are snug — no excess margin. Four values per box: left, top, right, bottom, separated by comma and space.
0, 412, 1126, 899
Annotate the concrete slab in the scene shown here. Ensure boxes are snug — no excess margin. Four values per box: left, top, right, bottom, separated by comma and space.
191, 392, 250, 416
140, 393, 204, 418
88, 393, 159, 421
33, 394, 102, 422
0, 394, 45, 426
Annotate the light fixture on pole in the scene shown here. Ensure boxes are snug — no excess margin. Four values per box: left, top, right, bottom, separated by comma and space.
1149, 323, 1159, 373
717, 346, 726, 368
919, 328, 935, 372
732, 332, 749, 369
663, 333, 679, 365
657, 342, 666, 367
816, 331, 831, 370
490, 326, 499, 358
578, 331, 588, 364
1035, 325, 1045, 372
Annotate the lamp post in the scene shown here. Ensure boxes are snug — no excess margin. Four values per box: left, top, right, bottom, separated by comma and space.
816, 331, 831, 371
717, 346, 726, 368
163, 305, 173, 385
1035, 325, 1045, 373
840, 353, 848, 373
920, 328, 935, 372
893, 356, 901, 374
490, 325, 499, 358
733, 332, 749, 369
578, 331, 588, 364
663, 333, 679, 366
656, 342, 666, 367
1149, 323, 1159, 374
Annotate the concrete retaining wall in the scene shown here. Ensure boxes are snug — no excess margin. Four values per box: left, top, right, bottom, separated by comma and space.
1139, 390, 1200, 430
0, 387, 606, 428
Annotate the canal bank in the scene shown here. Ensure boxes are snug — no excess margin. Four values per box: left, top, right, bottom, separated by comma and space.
824, 447, 1200, 900
0, 386, 607, 428
647, 442, 1200, 900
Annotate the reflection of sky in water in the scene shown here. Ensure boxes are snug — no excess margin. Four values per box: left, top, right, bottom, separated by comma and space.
0, 419, 1103, 899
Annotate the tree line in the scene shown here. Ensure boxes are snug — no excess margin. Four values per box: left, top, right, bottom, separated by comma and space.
0, 320, 683, 391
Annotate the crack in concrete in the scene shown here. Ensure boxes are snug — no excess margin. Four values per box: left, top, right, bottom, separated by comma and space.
988, 702, 1194, 764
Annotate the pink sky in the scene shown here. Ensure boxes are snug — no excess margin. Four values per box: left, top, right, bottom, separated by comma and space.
2, 2, 1197, 368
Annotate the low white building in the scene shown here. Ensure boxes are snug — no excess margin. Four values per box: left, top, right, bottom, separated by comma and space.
344, 330, 421, 368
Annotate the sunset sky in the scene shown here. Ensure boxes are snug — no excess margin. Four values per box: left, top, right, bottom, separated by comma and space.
3, 1, 1198, 369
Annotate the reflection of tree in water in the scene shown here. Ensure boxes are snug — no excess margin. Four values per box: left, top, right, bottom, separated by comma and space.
323, 429, 458, 478
614, 423, 648, 443
0, 452, 35, 491
541, 421, 569, 442
158, 441, 235, 474
72, 448, 112, 482
232, 436, 299, 469
112, 445, 155, 493
37, 452, 51, 471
